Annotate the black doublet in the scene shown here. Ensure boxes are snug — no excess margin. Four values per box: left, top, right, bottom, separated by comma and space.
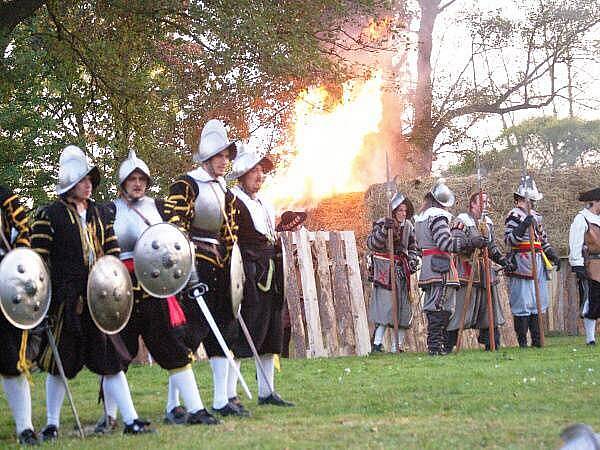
233, 198, 283, 358
31, 199, 128, 378
164, 175, 240, 358
0, 187, 31, 377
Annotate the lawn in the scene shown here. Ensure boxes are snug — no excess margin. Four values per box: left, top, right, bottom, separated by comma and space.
0, 336, 597, 449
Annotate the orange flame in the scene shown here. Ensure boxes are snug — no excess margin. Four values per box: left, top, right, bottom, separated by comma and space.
363, 17, 393, 42
262, 71, 384, 211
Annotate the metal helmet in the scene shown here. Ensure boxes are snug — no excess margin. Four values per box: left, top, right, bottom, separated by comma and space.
133, 223, 194, 298
118, 149, 151, 186
0, 248, 51, 330
229, 241, 246, 317
514, 174, 543, 201
430, 179, 455, 207
194, 119, 237, 163
390, 192, 415, 218
87, 255, 133, 334
226, 143, 274, 181
56, 145, 101, 195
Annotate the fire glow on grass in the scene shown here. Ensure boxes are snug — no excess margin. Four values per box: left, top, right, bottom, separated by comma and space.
263, 70, 384, 211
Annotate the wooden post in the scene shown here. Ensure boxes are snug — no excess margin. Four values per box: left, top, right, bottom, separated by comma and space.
329, 232, 356, 355
313, 232, 340, 356
281, 232, 307, 358
295, 228, 326, 357
342, 231, 371, 356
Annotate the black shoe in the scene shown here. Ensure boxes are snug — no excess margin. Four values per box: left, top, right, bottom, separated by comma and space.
186, 409, 220, 425
371, 343, 384, 353
123, 418, 154, 435
18, 429, 39, 446
212, 401, 249, 417
94, 414, 118, 434
587, 341, 596, 346
164, 406, 187, 425
258, 392, 294, 407
40, 425, 58, 442
228, 397, 251, 417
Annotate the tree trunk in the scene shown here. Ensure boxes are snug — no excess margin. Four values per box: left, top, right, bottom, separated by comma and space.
410, 0, 441, 175
0, 0, 46, 58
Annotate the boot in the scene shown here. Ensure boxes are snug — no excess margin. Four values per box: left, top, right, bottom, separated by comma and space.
528, 314, 541, 347
479, 328, 502, 351
446, 329, 458, 353
513, 316, 528, 348
427, 311, 450, 355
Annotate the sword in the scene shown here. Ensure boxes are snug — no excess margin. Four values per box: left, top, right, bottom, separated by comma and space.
186, 271, 252, 399
43, 323, 85, 438
236, 311, 274, 395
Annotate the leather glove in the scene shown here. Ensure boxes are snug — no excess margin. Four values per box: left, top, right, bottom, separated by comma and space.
467, 235, 488, 249
572, 265, 587, 280
383, 217, 395, 230
501, 257, 516, 273
514, 215, 535, 238
545, 247, 561, 271
408, 257, 419, 274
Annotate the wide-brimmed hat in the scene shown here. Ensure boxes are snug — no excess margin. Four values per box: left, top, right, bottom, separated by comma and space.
276, 211, 307, 232
194, 119, 237, 163
578, 187, 600, 202
226, 143, 273, 181
56, 145, 100, 195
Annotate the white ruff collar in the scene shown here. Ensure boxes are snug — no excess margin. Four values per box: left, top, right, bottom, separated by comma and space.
231, 185, 275, 240
187, 166, 227, 190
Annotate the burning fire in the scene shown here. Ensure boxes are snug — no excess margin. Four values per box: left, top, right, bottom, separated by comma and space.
262, 70, 384, 210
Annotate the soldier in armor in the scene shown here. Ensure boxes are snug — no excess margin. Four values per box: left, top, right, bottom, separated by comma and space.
227, 145, 294, 407
164, 119, 246, 418
446, 192, 513, 351
95, 150, 212, 430
367, 192, 418, 353
31, 146, 152, 440
568, 187, 600, 345
504, 176, 560, 348
0, 186, 39, 445
414, 180, 487, 355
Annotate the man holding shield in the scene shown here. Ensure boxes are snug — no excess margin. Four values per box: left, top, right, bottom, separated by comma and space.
31, 145, 151, 440
0, 186, 39, 445
164, 119, 248, 417
95, 150, 214, 430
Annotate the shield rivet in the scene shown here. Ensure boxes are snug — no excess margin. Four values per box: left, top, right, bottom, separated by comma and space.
12, 295, 22, 304
17, 264, 25, 274
151, 269, 160, 278
152, 240, 160, 250
173, 269, 182, 279
174, 243, 181, 251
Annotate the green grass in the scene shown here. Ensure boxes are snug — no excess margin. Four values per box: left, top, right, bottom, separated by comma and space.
1, 336, 598, 449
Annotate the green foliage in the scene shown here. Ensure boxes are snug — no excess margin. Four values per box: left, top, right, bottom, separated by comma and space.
0, 336, 597, 448
0, 0, 383, 204
446, 116, 600, 175
502, 116, 600, 169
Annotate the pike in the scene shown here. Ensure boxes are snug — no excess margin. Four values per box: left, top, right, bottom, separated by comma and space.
477, 150, 496, 351
523, 173, 545, 347
456, 146, 495, 351
385, 151, 399, 352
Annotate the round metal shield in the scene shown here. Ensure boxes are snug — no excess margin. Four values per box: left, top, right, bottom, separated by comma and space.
230, 241, 246, 317
87, 255, 133, 335
133, 223, 194, 298
0, 248, 51, 330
